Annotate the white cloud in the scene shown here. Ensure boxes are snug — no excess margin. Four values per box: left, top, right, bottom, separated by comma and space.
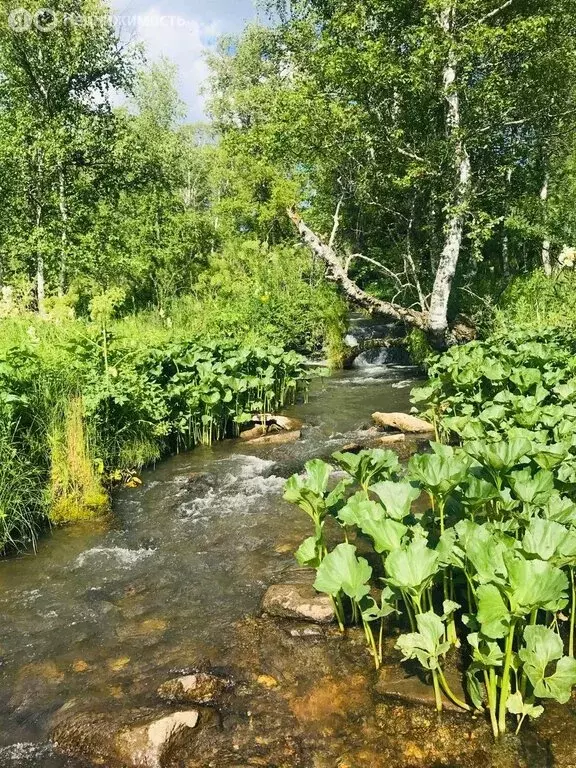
123, 6, 221, 120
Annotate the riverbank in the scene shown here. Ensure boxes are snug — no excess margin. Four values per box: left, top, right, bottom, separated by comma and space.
0, 312, 312, 554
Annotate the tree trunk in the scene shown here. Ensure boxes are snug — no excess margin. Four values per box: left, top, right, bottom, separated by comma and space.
540, 174, 552, 276
427, 6, 471, 348
35, 149, 46, 316
57, 163, 69, 296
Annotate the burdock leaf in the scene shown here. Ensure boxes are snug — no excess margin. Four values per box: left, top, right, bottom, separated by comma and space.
303, 459, 333, 495
370, 480, 420, 520
534, 656, 576, 703
522, 518, 569, 561
314, 543, 372, 603
506, 691, 544, 719
465, 438, 531, 472
506, 555, 569, 614
519, 626, 576, 704
508, 468, 555, 506
396, 611, 449, 670
477, 584, 511, 639
295, 536, 321, 567
385, 537, 439, 595
409, 450, 470, 497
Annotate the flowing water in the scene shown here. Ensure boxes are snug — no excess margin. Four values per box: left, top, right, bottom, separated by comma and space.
0, 362, 419, 767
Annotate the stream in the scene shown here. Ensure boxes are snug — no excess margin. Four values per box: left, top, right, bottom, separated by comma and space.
0, 360, 419, 767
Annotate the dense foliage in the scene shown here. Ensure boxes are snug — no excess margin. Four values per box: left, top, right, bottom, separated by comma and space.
209, 2, 576, 341
0, 309, 309, 552
285, 330, 576, 737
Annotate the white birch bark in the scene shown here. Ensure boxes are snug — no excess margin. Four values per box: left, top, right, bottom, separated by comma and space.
57, 164, 69, 296
428, 5, 472, 345
540, 174, 552, 276
35, 149, 46, 316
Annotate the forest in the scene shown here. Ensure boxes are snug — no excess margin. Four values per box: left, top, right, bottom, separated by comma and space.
3, 0, 576, 764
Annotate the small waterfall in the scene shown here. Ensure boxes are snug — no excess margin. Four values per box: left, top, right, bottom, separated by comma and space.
345, 313, 410, 367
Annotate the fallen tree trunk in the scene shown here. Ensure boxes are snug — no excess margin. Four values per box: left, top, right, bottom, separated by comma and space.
287, 209, 427, 331
288, 209, 475, 349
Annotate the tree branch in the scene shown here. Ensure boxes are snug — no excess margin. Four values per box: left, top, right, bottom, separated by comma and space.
463, 0, 514, 29
329, 195, 344, 250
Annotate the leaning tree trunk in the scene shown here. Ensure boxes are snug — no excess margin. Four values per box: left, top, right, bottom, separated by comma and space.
287, 209, 427, 329
427, 6, 471, 348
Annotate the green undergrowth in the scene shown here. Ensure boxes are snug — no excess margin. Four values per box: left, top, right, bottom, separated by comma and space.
0, 308, 311, 553
284, 327, 576, 739
492, 270, 576, 334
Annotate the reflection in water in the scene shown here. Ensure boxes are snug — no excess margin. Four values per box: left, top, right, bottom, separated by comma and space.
0, 364, 417, 765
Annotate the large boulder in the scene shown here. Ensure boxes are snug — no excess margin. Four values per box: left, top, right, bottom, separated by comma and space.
51, 708, 200, 768
157, 673, 230, 705
372, 411, 434, 434
262, 583, 334, 624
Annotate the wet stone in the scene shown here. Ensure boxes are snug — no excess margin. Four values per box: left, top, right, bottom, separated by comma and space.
372, 411, 434, 434
261, 583, 335, 624
245, 429, 301, 446
157, 672, 231, 705
375, 663, 468, 713
51, 707, 200, 768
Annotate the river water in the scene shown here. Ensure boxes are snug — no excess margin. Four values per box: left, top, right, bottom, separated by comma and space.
0, 363, 418, 767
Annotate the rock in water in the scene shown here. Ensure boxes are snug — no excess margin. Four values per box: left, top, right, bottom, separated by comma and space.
51, 708, 199, 768
246, 429, 301, 446
262, 584, 334, 623
372, 411, 434, 434
157, 673, 229, 705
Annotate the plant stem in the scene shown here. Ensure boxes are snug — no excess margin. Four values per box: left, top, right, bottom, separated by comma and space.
432, 668, 443, 712
363, 618, 381, 669
485, 669, 499, 739
333, 593, 345, 632
438, 667, 471, 711
570, 567, 575, 658
497, 619, 517, 735
402, 590, 417, 632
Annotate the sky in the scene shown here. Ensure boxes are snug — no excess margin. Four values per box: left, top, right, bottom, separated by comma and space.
111, 0, 259, 120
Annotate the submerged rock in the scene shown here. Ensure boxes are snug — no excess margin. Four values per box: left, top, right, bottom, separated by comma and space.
372, 411, 434, 434
262, 583, 334, 623
51, 708, 199, 768
157, 672, 230, 705
375, 664, 467, 713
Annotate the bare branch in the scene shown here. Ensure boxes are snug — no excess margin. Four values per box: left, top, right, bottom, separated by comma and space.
462, 0, 514, 29
347, 253, 405, 289
329, 195, 344, 250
